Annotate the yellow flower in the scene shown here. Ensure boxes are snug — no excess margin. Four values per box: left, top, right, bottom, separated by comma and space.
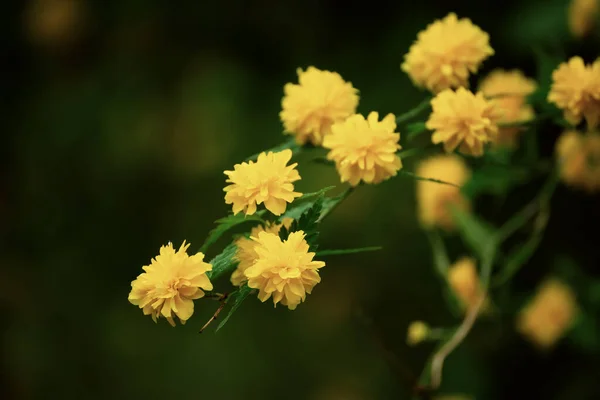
416, 155, 471, 230
569, 0, 599, 38
427, 88, 500, 156
230, 218, 293, 286
517, 279, 578, 348
479, 69, 537, 148
406, 321, 430, 346
548, 56, 600, 129
556, 130, 600, 192
448, 257, 488, 313
128, 241, 213, 326
401, 13, 493, 93
322, 112, 402, 186
224, 149, 302, 216
280, 66, 359, 145
245, 231, 325, 310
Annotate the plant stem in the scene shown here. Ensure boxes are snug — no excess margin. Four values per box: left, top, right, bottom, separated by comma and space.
396, 97, 432, 125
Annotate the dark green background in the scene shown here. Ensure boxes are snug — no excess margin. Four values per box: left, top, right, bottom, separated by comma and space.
3, 0, 600, 399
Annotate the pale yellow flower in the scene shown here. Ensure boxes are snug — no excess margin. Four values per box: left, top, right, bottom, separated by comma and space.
245, 231, 325, 310
322, 112, 402, 186
569, 0, 599, 38
556, 130, 600, 192
517, 279, 578, 348
427, 88, 500, 156
128, 241, 213, 326
448, 257, 488, 313
224, 149, 302, 216
479, 69, 537, 148
402, 13, 493, 93
280, 66, 359, 145
416, 155, 471, 230
230, 218, 293, 286
548, 56, 600, 129
406, 321, 430, 346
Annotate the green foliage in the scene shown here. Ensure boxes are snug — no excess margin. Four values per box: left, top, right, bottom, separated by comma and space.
317, 246, 382, 256
206, 242, 239, 281
279, 195, 324, 250
569, 311, 600, 353
215, 285, 253, 332
200, 212, 264, 253
405, 122, 428, 140
449, 206, 497, 263
462, 163, 530, 198
398, 170, 460, 187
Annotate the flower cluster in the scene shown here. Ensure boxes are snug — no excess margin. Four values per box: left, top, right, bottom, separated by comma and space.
223, 149, 302, 216
402, 13, 493, 93
280, 67, 359, 145
416, 155, 471, 230
555, 130, 600, 192
323, 112, 402, 186
517, 279, 578, 348
427, 88, 501, 156
479, 69, 537, 148
128, 241, 213, 326
245, 231, 325, 310
548, 56, 600, 129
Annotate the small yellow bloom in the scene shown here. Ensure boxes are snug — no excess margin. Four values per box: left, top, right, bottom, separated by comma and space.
427, 88, 500, 156
548, 56, 600, 129
402, 13, 494, 93
323, 112, 402, 186
479, 69, 537, 148
230, 218, 293, 286
448, 257, 487, 313
569, 0, 599, 38
406, 321, 430, 346
224, 149, 302, 216
517, 279, 578, 348
245, 231, 325, 310
128, 241, 213, 326
556, 130, 600, 192
416, 155, 471, 231
280, 66, 359, 145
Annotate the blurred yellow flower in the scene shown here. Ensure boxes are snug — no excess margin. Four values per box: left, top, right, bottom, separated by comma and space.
224, 149, 302, 216
517, 279, 578, 348
416, 155, 471, 230
569, 0, 599, 38
548, 56, 600, 129
323, 112, 402, 186
406, 321, 430, 346
479, 69, 537, 148
427, 88, 500, 156
231, 218, 293, 286
401, 13, 493, 93
448, 257, 488, 313
245, 231, 325, 310
280, 66, 359, 145
128, 241, 213, 326
556, 130, 600, 192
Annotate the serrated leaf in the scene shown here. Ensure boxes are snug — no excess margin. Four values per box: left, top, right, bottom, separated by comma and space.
206, 242, 238, 281
279, 195, 324, 250
200, 213, 264, 253
215, 285, 253, 332
317, 246, 382, 256
449, 206, 497, 262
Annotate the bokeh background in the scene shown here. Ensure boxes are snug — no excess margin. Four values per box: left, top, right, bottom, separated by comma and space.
3, 0, 600, 399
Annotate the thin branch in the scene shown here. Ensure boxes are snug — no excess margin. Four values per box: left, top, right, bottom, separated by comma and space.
199, 292, 229, 333
396, 97, 432, 125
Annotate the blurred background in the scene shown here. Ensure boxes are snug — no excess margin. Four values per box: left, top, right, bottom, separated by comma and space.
3, 0, 600, 399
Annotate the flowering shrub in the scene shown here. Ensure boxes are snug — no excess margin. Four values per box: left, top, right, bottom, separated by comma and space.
128, 8, 600, 398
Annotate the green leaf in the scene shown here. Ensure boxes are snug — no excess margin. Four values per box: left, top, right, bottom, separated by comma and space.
317, 246, 382, 257
215, 285, 253, 332
319, 187, 353, 220
399, 170, 460, 188
206, 242, 238, 281
244, 137, 300, 161
426, 230, 462, 318
406, 122, 428, 140
569, 311, 600, 353
280, 196, 324, 250
462, 164, 530, 198
200, 213, 264, 253
449, 206, 497, 262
